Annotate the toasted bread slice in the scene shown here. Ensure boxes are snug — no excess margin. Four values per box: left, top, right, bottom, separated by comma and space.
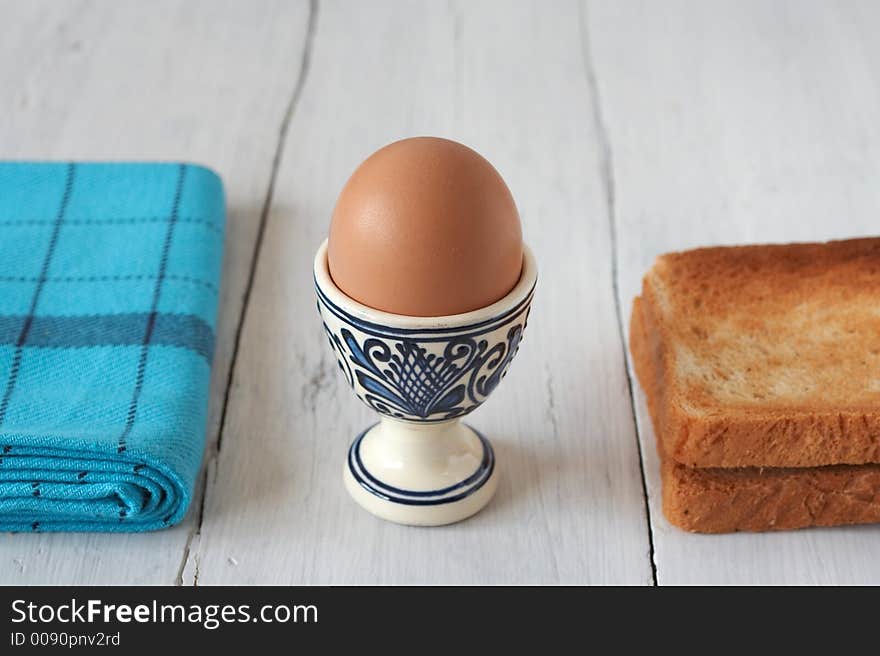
660, 455, 880, 533
632, 238, 880, 469
631, 290, 880, 532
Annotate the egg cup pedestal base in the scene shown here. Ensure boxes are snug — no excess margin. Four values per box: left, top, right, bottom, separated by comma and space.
343, 417, 498, 526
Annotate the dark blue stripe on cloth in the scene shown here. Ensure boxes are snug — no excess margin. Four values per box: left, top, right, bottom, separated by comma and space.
118, 164, 187, 453
0, 313, 214, 362
0, 163, 76, 427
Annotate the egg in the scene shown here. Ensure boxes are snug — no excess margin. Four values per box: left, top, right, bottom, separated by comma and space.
328, 137, 523, 317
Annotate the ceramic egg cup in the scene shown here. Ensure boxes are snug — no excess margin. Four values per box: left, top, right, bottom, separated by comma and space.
314, 240, 536, 526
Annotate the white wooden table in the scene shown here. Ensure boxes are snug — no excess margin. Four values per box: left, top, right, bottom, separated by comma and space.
2, 0, 879, 585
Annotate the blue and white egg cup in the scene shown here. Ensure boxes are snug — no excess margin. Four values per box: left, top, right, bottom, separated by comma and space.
314, 240, 536, 526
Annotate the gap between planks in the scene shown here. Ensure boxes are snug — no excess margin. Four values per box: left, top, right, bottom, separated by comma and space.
176, 0, 659, 585
579, 0, 658, 586
175, 0, 321, 587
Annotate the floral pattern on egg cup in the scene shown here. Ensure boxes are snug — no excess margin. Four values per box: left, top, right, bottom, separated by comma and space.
314, 239, 536, 526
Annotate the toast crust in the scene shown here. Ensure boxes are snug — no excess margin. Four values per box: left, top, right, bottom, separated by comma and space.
662, 457, 880, 533
635, 238, 880, 468
631, 294, 880, 532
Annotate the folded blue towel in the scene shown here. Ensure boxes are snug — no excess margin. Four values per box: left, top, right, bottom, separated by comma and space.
0, 162, 225, 532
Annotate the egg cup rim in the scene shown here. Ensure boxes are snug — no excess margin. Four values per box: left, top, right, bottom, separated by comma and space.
314, 239, 536, 330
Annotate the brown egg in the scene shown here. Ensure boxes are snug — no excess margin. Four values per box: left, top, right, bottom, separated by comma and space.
328, 137, 523, 317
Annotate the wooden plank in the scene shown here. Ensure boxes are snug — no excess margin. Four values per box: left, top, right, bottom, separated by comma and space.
588, 0, 880, 584
191, 0, 653, 584
0, 0, 310, 585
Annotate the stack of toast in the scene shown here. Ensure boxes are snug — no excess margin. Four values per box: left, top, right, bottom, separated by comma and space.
629, 237, 880, 533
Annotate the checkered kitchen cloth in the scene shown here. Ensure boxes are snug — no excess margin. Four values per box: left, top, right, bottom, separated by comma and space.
0, 162, 224, 532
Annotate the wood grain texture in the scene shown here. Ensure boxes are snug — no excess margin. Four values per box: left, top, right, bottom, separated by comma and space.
6, 0, 874, 585
188, 0, 652, 585
0, 0, 310, 584
588, 0, 880, 583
